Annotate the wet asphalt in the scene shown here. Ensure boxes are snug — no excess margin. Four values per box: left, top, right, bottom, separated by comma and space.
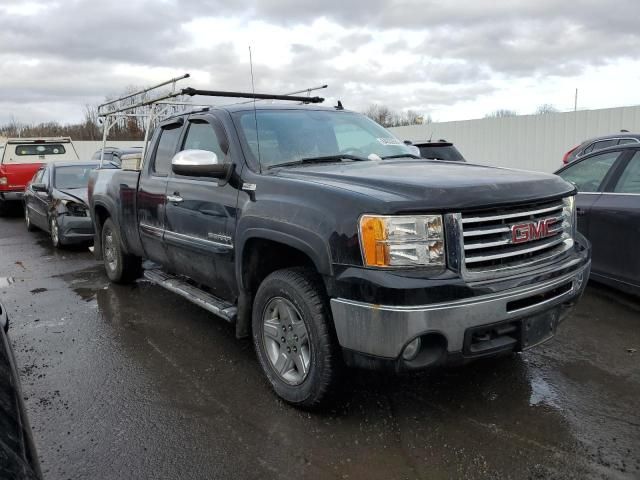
0, 212, 639, 480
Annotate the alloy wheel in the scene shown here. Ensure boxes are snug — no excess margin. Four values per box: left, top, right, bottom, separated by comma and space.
103, 229, 117, 272
50, 217, 59, 246
262, 297, 311, 385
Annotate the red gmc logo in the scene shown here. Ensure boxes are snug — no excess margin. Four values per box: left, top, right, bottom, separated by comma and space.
511, 218, 557, 244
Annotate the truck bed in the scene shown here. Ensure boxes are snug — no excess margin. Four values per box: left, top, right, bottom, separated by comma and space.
88, 167, 144, 258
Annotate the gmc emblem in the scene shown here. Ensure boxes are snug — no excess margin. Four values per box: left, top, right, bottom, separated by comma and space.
511, 218, 556, 244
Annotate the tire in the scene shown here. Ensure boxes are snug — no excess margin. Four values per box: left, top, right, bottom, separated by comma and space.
24, 205, 36, 232
50, 216, 64, 248
252, 267, 341, 408
101, 218, 142, 283
0, 201, 7, 217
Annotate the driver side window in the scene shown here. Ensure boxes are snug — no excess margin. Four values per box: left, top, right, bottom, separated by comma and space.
181, 121, 227, 163
559, 151, 620, 192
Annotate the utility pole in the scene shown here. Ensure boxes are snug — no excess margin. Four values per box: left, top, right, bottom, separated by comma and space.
574, 88, 578, 112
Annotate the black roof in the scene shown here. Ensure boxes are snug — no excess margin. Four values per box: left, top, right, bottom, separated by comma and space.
94, 146, 143, 153
574, 141, 640, 157
580, 132, 640, 144
413, 141, 454, 147
49, 161, 101, 168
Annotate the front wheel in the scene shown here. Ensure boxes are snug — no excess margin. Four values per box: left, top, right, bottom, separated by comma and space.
101, 218, 142, 283
252, 267, 341, 408
50, 216, 64, 248
24, 205, 36, 232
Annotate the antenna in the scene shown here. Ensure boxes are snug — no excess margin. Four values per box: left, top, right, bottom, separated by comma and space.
249, 46, 262, 172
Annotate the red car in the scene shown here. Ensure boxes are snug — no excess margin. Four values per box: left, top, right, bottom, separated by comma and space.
0, 137, 79, 215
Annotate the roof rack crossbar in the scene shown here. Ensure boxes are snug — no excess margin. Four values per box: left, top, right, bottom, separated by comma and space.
98, 73, 190, 113
181, 88, 324, 104
233, 84, 328, 105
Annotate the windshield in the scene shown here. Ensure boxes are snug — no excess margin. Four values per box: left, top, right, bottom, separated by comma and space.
54, 165, 94, 189
234, 109, 415, 169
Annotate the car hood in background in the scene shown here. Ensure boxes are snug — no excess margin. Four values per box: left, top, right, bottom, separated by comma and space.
55, 188, 89, 206
276, 159, 575, 210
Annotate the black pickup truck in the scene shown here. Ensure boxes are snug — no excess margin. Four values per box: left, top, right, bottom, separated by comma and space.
88, 101, 591, 407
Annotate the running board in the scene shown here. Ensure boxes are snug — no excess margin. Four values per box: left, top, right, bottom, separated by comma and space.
143, 269, 237, 323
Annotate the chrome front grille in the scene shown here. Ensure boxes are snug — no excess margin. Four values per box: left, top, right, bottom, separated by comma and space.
460, 197, 574, 276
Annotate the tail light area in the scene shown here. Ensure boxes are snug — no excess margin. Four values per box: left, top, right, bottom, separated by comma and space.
562, 145, 578, 165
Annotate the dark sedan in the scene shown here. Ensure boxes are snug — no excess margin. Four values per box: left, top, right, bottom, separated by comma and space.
562, 132, 640, 165
556, 144, 640, 296
0, 301, 42, 480
23, 162, 99, 248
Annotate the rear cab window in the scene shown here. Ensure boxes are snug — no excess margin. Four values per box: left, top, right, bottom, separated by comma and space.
152, 125, 182, 175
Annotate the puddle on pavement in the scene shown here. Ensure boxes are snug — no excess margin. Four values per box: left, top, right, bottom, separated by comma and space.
56, 265, 109, 302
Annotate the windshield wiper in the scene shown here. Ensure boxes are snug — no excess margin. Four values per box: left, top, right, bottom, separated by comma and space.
380, 154, 422, 160
269, 154, 369, 169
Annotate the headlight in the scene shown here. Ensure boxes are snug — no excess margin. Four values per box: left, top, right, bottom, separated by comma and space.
562, 195, 576, 238
61, 199, 87, 217
359, 214, 445, 268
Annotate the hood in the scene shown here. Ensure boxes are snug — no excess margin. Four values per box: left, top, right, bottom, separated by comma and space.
275, 159, 575, 211
56, 187, 89, 206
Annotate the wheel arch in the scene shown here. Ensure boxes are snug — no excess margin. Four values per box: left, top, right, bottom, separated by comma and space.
234, 227, 333, 339
92, 201, 119, 260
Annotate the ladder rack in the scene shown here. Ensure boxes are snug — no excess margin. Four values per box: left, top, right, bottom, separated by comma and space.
96, 73, 327, 168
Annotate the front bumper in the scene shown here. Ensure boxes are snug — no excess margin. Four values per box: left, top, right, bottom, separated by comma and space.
0, 191, 24, 202
330, 259, 590, 370
58, 215, 94, 244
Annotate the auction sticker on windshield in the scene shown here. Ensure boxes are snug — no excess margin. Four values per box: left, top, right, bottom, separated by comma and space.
377, 138, 403, 146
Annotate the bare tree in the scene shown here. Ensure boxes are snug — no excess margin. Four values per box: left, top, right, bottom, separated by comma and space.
0, 87, 152, 141
485, 109, 517, 118
364, 104, 393, 126
364, 104, 426, 127
535, 104, 558, 115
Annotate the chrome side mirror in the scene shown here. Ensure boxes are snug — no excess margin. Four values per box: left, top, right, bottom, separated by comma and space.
171, 150, 229, 178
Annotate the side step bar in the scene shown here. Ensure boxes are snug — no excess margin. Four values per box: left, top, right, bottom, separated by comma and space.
143, 269, 237, 323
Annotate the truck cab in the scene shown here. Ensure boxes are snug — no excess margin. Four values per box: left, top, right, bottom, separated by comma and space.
0, 137, 79, 214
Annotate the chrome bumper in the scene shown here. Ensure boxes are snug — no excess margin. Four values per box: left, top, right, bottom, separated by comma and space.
330, 261, 590, 359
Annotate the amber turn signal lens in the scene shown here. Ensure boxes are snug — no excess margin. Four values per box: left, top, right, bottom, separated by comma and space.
360, 216, 388, 266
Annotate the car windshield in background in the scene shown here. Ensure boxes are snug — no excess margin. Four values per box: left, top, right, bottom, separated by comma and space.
54, 165, 94, 189
15, 144, 66, 156
234, 110, 415, 169
418, 144, 465, 162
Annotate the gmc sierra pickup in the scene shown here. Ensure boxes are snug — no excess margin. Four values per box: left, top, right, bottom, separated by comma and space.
88, 100, 591, 407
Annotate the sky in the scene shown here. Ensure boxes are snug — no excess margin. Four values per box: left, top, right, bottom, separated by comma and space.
1, 0, 640, 125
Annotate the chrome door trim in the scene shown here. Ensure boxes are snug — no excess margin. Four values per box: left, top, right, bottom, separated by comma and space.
140, 223, 164, 238
164, 229, 233, 252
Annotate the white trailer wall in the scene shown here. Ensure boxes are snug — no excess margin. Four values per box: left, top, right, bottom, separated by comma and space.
389, 105, 640, 173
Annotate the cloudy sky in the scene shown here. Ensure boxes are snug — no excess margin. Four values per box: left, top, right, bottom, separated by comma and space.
2, 0, 640, 125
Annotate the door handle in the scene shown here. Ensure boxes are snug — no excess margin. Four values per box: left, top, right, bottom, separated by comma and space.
166, 194, 183, 203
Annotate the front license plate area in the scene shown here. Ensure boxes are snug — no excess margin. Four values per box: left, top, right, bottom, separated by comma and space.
521, 309, 559, 349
